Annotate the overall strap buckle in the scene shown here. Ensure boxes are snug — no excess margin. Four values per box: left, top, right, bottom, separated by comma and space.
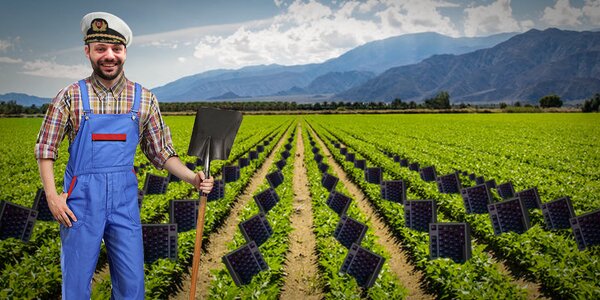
130, 83, 142, 120
78, 79, 92, 117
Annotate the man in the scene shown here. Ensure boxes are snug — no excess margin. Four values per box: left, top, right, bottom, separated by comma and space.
35, 12, 213, 299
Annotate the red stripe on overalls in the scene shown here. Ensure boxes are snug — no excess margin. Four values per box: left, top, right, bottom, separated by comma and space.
67, 176, 77, 197
91, 133, 127, 141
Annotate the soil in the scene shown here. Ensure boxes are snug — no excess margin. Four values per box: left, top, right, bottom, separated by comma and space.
491, 252, 548, 299
279, 125, 323, 299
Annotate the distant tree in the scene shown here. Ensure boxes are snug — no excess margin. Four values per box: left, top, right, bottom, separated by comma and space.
539, 94, 562, 108
582, 93, 600, 112
40, 103, 50, 114
499, 102, 508, 109
514, 101, 521, 107
352, 102, 363, 109
391, 98, 403, 109
0, 101, 24, 115
424, 91, 450, 109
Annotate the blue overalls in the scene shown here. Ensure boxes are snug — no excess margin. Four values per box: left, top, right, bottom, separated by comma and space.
61, 79, 144, 299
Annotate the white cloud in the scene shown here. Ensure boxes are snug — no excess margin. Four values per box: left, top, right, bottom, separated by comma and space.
178, 57, 187, 63
21, 60, 90, 79
274, 0, 284, 8
463, 0, 530, 37
358, 0, 379, 14
191, 0, 461, 71
376, 0, 459, 34
0, 38, 18, 53
0, 41, 11, 52
0, 57, 22, 64
583, 0, 600, 24
541, 0, 583, 27
134, 21, 251, 49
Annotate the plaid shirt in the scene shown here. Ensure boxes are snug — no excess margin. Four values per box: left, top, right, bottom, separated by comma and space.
35, 73, 177, 169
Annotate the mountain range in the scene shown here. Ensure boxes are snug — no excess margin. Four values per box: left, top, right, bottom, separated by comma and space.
0, 93, 50, 106
7, 28, 598, 105
152, 31, 515, 102
336, 28, 600, 103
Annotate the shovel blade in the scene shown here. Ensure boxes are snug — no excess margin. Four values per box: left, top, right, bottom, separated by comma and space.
187, 107, 243, 160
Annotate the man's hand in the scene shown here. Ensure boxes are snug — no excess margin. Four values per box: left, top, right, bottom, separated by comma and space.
193, 171, 214, 195
47, 192, 77, 227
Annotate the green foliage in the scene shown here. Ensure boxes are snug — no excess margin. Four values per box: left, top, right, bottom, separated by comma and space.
311, 123, 525, 299
306, 114, 600, 298
0, 241, 62, 299
301, 124, 408, 299
3, 113, 600, 298
582, 93, 600, 112
0, 101, 48, 115
424, 91, 451, 109
539, 94, 562, 108
208, 126, 297, 299
0, 115, 294, 299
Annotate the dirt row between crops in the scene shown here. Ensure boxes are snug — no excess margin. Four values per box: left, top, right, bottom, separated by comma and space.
279, 125, 322, 299
309, 126, 434, 300
491, 252, 548, 299
171, 126, 291, 299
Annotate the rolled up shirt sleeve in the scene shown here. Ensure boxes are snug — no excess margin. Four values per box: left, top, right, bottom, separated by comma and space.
35, 89, 70, 161
140, 94, 177, 169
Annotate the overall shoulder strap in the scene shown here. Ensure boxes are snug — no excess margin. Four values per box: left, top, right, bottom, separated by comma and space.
131, 83, 141, 115
78, 79, 92, 115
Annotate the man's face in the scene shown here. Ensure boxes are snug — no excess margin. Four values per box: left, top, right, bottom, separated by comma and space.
85, 42, 126, 81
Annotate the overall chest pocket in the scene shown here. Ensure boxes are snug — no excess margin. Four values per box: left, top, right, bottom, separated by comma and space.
92, 133, 129, 168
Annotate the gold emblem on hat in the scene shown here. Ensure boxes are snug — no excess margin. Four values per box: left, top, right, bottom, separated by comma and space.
91, 19, 108, 32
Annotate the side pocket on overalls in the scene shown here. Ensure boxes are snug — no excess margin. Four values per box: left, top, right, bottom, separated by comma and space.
67, 176, 78, 198
65, 176, 88, 229
126, 170, 141, 226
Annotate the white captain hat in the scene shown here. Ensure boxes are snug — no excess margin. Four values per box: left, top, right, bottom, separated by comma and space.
81, 12, 132, 47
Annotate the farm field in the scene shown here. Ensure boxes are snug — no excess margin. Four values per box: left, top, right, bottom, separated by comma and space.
0, 113, 599, 299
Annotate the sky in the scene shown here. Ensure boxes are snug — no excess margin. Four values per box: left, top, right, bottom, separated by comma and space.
1, 0, 599, 98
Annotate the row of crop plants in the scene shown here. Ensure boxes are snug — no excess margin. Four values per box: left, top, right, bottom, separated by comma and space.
307, 117, 600, 299
0, 116, 292, 299
389, 114, 599, 182
92, 117, 294, 299
301, 122, 408, 299
206, 125, 297, 298
307, 122, 526, 299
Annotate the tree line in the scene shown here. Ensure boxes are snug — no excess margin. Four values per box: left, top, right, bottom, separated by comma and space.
1, 92, 598, 115
0, 101, 49, 115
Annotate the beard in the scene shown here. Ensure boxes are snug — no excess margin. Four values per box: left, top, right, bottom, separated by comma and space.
90, 57, 124, 81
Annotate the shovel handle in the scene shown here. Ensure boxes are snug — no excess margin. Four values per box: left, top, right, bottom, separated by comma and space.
189, 194, 208, 300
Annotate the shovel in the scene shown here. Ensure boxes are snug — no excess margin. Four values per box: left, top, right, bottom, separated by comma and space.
187, 107, 243, 300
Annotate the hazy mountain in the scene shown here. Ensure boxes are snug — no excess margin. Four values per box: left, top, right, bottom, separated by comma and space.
336, 28, 600, 103
276, 71, 376, 95
0, 93, 51, 106
316, 31, 516, 73
152, 32, 514, 101
208, 91, 250, 100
